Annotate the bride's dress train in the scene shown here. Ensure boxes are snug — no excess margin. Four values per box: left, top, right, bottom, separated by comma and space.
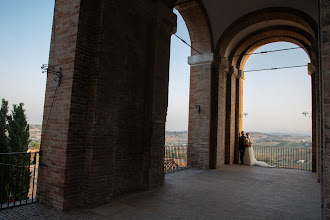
243, 146, 275, 168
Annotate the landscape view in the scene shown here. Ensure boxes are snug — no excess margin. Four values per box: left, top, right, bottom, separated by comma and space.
30, 126, 312, 149
164, 130, 312, 170
165, 130, 311, 147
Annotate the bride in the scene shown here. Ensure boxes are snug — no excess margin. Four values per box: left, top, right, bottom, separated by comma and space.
243, 133, 275, 168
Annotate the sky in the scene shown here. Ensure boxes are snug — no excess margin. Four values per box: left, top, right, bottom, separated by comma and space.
0, 3, 311, 134
0, 1, 54, 124
167, 10, 312, 133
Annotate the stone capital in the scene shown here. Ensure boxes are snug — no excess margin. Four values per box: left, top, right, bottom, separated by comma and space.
229, 66, 239, 78
238, 70, 245, 80
308, 63, 316, 76
188, 53, 214, 66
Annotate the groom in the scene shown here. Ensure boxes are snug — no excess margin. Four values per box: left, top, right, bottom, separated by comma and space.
239, 131, 246, 165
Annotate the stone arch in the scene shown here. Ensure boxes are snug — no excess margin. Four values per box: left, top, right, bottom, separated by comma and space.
231, 27, 315, 70
171, 0, 215, 169
214, 7, 319, 169
174, 0, 213, 54
216, 7, 318, 59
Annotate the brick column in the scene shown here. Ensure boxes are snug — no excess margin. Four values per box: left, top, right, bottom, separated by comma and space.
38, 0, 176, 210
216, 61, 229, 167
38, 0, 86, 210
225, 67, 238, 164
309, 63, 317, 173
141, 0, 177, 190
309, 60, 322, 181
188, 53, 214, 169
321, 1, 330, 218
235, 70, 245, 164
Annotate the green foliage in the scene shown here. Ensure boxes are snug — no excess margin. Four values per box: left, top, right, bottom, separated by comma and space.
0, 99, 9, 153
7, 103, 30, 153
0, 100, 31, 204
30, 142, 40, 149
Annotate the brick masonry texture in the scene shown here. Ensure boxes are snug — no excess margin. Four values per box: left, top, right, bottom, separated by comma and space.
36, 0, 328, 217
39, 0, 176, 210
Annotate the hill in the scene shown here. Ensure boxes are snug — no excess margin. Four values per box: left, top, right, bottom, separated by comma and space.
165, 130, 311, 147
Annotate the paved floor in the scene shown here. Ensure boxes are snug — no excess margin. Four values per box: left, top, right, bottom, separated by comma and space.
0, 165, 321, 220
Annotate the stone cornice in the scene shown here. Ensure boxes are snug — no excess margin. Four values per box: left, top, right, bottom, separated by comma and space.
188, 53, 214, 66
238, 70, 245, 80
308, 63, 316, 76
229, 66, 239, 78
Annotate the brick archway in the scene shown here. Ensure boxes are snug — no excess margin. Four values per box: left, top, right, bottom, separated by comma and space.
173, 1, 215, 169
213, 7, 319, 169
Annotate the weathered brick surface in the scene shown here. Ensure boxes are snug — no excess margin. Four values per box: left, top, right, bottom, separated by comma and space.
37, 1, 327, 216
176, 1, 213, 55
216, 61, 228, 168
225, 70, 237, 165
39, 0, 176, 210
322, 2, 330, 219
39, 0, 81, 210
178, 1, 214, 169
188, 64, 213, 169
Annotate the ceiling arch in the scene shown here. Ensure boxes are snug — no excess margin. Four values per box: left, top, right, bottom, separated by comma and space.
214, 7, 317, 71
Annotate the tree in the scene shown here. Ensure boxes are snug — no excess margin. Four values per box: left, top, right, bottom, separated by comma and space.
0, 98, 9, 153
6, 103, 31, 202
0, 99, 10, 204
7, 103, 30, 153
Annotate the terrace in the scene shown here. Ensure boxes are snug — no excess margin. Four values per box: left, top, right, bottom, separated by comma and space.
0, 165, 320, 219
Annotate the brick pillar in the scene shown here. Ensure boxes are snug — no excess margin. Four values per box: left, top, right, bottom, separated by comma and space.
216, 61, 229, 167
225, 67, 237, 165
188, 53, 214, 169
38, 0, 176, 210
309, 60, 322, 181
141, 0, 177, 190
38, 0, 86, 210
309, 63, 317, 173
321, 1, 330, 218
234, 70, 245, 164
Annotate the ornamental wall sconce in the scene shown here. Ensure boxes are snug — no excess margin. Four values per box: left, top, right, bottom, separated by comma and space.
195, 105, 201, 114
41, 64, 62, 87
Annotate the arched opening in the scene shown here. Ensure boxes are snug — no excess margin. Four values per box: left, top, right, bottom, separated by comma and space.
164, 9, 191, 172
242, 41, 312, 169
173, 0, 214, 169
215, 7, 320, 174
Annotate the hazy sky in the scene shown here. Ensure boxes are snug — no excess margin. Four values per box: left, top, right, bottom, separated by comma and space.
0, 3, 311, 134
166, 10, 312, 133
0, 1, 53, 124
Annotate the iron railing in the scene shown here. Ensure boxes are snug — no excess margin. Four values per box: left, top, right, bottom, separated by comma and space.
164, 146, 189, 173
0, 151, 39, 209
253, 145, 312, 171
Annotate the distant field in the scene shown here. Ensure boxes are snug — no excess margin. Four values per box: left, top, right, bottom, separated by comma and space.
165, 131, 188, 146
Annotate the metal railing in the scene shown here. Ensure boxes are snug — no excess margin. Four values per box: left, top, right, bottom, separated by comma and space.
164, 146, 189, 173
253, 145, 312, 171
0, 151, 39, 209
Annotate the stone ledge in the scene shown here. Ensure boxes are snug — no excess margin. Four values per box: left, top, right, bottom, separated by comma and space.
188, 53, 214, 66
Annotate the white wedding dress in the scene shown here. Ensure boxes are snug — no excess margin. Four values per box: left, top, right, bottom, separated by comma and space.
243, 138, 275, 168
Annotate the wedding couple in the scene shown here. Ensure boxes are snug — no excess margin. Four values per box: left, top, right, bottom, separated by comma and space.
239, 131, 275, 168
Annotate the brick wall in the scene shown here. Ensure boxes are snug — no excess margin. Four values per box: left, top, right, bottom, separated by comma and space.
321, 1, 330, 218
39, 0, 175, 210
188, 63, 212, 168
38, 0, 82, 209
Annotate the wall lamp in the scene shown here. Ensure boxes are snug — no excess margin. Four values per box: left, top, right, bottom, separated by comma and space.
195, 105, 201, 114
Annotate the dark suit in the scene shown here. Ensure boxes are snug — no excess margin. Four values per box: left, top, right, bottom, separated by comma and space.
239, 135, 246, 164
